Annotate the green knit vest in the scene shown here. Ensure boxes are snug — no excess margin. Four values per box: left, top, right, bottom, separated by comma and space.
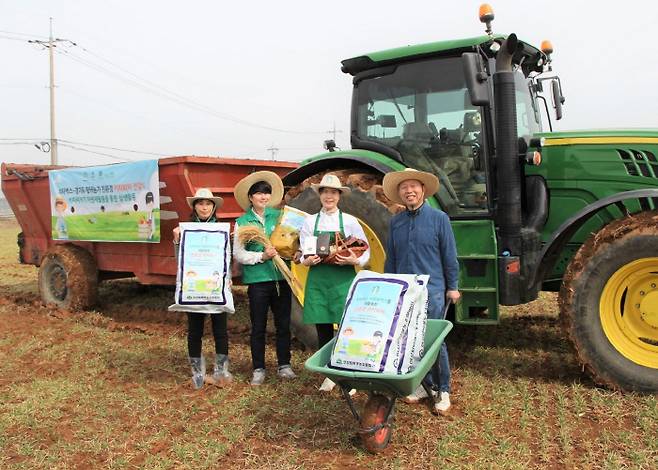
236, 207, 286, 284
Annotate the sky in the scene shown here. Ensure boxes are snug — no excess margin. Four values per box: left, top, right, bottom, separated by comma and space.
1, 0, 657, 168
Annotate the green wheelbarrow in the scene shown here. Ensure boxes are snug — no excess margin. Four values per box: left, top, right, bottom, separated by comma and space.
304, 318, 453, 453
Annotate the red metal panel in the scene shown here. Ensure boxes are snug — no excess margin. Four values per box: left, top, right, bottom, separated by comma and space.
1, 156, 298, 284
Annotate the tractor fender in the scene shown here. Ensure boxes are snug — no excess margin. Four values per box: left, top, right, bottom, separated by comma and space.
531, 188, 658, 289
282, 154, 402, 186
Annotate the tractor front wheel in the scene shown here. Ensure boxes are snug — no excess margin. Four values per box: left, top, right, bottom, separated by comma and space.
38, 244, 98, 310
560, 212, 658, 393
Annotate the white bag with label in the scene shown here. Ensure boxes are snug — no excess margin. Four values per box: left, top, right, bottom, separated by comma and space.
168, 222, 234, 314
330, 270, 428, 374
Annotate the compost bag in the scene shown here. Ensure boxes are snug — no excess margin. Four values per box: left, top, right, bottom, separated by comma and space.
269, 206, 309, 259
330, 270, 428, 374
168, 222, 235, 314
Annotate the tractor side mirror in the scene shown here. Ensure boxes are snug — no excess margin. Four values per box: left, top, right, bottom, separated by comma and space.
551, 79, 564, 121
377, 114, 397, 128
462, 52, 490, 106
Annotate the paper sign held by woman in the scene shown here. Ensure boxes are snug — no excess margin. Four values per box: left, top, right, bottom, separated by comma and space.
169, 222, 235, 314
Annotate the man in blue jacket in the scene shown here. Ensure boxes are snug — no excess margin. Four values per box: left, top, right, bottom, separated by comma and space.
383, 168, 460, 413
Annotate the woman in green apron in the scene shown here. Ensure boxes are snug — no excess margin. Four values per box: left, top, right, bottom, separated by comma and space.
299, 174, 370, 391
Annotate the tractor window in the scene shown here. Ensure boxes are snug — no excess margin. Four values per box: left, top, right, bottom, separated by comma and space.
355, 57, 488, 216
515, 72, 542, 136
364, 92, 414, 143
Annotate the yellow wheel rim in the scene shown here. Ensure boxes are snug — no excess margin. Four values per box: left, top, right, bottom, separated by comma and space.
291, 218, 386, 306
600, 258, 658, 368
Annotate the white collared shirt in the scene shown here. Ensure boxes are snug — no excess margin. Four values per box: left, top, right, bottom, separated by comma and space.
299, 209, 371, 267
232, 208, 266, 265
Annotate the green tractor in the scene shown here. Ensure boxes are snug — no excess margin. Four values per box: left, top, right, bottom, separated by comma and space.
284, 5, 658, 393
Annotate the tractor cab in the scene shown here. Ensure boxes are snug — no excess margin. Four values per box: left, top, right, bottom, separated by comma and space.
343, 17, 562, 219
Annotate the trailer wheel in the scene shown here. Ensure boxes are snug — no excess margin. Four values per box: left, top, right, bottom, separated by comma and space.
560, 211, 658, 393
287, 176, 392, 349
38, 244, 98, 310
360, 394, 393, 453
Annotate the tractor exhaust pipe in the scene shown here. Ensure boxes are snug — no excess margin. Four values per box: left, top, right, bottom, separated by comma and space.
494, 34, 522, 255
494, 34, 523, 305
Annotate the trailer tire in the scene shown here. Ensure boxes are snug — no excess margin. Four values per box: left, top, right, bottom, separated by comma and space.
560, 211, 658, 393
287, 180, 392, 349
38, 244, 98, 310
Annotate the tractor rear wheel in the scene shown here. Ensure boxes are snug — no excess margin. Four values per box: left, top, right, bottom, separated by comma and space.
560, 211, 658, 393
286, 172, 392, 349
38, 244, 98, 310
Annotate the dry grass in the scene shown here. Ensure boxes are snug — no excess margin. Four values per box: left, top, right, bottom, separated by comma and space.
0, 219, 656, 469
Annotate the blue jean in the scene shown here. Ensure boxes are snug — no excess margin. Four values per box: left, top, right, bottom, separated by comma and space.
424, 297, 451, 393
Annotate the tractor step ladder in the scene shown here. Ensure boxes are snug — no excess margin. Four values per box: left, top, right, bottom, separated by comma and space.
452, 219, 499, 324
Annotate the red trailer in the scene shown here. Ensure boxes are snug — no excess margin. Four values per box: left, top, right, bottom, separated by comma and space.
1, 156, 298, 309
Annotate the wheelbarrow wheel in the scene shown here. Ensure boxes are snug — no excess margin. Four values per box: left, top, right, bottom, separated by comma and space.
360, 394, 392, 453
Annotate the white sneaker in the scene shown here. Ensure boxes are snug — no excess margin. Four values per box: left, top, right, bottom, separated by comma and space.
434, 392, 451, 413
250, 368, 266, 386
403, 385, 429, 404
319, 377, 336, 392
277, 365, 297, 379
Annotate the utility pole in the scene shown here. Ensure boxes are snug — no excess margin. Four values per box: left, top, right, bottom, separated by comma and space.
48, 18, 57, 165
267, 143, 279, 160
29, 18, 71, 165
326, 121, 343, 142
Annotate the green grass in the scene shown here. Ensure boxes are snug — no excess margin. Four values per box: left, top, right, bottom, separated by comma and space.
0, 219, 657, 469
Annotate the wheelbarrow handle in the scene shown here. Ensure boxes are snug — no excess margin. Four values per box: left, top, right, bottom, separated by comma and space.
441, 299, 452, 319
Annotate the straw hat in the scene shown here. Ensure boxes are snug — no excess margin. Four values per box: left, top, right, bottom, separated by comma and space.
233, 171, 284, 210
186, 188, 224, 209
382, 168, 439, 206
311, 174, 351, 195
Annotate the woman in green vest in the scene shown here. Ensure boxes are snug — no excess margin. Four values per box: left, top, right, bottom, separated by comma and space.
299, 174, 371, 391
233, 171, 296, 386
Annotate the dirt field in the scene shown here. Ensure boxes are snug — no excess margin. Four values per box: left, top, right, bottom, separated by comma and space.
0, 219, 656, 469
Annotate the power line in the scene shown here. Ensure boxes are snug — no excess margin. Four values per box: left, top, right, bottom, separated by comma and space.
0, 141, 39, 145
58, 139, 165, 157
17, 30, 330, 156
0, 140, 130, 162
0, 29, 48, 39
58, 142, 131, 162
0, 34, 30, 42
59, 42, 326, 135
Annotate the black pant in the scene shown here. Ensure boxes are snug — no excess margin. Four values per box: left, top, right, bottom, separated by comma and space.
187, 313, 228, 357
247, 281, 292, 370
316, 323, 335, 349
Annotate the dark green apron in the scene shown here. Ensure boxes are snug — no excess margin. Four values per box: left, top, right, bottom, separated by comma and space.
303, 210, 356, 324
